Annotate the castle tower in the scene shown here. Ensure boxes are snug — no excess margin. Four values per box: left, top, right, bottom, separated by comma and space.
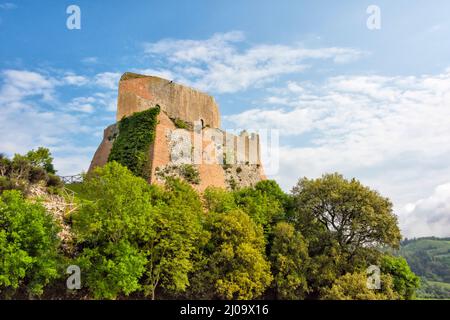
89, 72, 265, 191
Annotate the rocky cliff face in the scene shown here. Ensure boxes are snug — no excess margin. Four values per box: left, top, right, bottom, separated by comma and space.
89, 72, 265, 191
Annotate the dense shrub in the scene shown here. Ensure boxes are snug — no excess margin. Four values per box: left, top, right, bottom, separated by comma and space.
46, 173, 63, 188
0, 190, 61, 297
0, 154, 11, 176
0, 176, 14, 193
179, 164, 201, 185
0, 177, 27, 194
0, 148, 57, 194
29, 166, 48, 184
381, 255, 420, 299
323, 271, 400, 300
203, 187, 236, 213
10, 154, 32, 181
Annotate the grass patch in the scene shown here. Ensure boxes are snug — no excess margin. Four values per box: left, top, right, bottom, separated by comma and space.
120, 72, 149, 81
173, 118, 191, 130
65, 183, 87, 198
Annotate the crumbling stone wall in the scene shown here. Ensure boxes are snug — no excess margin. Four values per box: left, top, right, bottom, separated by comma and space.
223, 164, 263, 189
150, 111, 227, 191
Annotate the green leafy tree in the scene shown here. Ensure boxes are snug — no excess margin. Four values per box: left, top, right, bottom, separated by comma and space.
25, 147, 56, 174
10, 154, 32, 181
306, 237, 350, 298
76, 241, 147, 299
73, 162, 155, 299
381, 255, 420, 299
292, 173, 401, 254
0, 190, 61, 297
142, 178, 205, 300
254, 180, 291, 208
233, 180, 286, 235
194, 209, 272, 299
73, 163, 204, 299
291, 173, 403, 297
0, 154, 11, 177
203, 187, 236, 213
0, 149, 56, 193
270, 222, 310, 299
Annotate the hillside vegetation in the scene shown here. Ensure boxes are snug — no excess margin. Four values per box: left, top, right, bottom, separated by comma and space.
399, 237, 450, 299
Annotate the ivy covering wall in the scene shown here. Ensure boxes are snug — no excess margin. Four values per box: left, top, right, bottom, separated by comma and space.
108, 106, 160, 179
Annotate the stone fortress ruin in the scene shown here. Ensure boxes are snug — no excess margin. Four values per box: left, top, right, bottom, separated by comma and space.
89, 72, 265, 191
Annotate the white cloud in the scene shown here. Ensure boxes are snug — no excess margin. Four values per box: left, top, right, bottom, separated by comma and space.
0, 70, 97, 174
226, 107, 320, 135
68, 97, 95, 113
62, 73, 89, 86
53, 154, 93, 176
145, 31, 245, 64
93, 92, 117, 112
0, 102, 82, 155
0, 70, 56, 104
399, 183, 450, 238
0, 68, 126, 179
61, 72, 121, 115
225, 69, 450, 237
94, 72, 121, 90
67, 92, 118, 113
143, 31, 363, 93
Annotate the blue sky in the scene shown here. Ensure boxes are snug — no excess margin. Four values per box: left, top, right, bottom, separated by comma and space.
1, 0, 450, 237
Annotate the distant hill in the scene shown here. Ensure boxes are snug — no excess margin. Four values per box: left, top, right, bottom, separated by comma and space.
399, 237, 450, 299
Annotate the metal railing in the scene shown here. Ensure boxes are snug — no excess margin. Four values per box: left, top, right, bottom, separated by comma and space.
58, 174, 83, 184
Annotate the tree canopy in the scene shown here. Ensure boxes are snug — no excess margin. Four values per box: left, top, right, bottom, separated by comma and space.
0, 190, 61, 297
0, 148, 421, 300
291, 173, 401, 252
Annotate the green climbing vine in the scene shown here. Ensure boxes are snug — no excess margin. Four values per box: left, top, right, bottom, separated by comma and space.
108, 106, 160, 179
